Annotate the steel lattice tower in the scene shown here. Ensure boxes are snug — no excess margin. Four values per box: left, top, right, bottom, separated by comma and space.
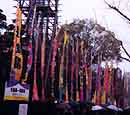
14, 0, 60, 99
16, 0, 59, 40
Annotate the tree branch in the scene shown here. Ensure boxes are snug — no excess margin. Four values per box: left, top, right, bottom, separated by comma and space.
104, 0, 130, 22
120, 56, 130, 62
120, 41, 130, 59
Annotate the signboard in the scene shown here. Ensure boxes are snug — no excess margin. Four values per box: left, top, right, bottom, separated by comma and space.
19, 104, 28, 115
4, 82, 29, 101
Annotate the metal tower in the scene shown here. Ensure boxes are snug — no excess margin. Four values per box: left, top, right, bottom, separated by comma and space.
14, 0, 60, 100
16, 0, 59, 39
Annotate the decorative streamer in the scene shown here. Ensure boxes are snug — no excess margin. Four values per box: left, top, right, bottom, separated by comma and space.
21, 4, 37, 84
70, 38, 75, 101
59, 31, 68, 102
50, 38, 59, 98
84, 45, 89, 101
50, 28, 64, 99
87, 65, 92, 101
102, 62, 109, 104
108, 61, 113, 103
11, 5, 23, 81
4, 4, 30, 102
32, 11, 41, 101
85, 64, 88, 101
32, 36, 39, 101
91, 64, 99, 104
40, 23, 46, 101
21, 38, 33, 83
75, 38, 80, 102
104, 63, 109, 95
96, 64, 102, 104
111, 66, 115, 105
96, 53, 103, 104
64, 32, 69, 103
11, 5, 20, 68
79, 40, 84, 102
59, 46, 64, 102
89, 46, 93, 102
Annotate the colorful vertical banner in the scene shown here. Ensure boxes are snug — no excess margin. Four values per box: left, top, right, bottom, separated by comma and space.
32, 10, 42, 101
59, 31, 67, 102
64, 31, 69, 103
4, 5, 30, 101
75, 39, 80, 102
79, 40, 84, 102
96, 65, 102, 104
40, 27, 46, 101
102, 63, 109, 104
70, 37, 75, 101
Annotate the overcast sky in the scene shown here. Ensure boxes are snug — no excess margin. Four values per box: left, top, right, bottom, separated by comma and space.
0, 0, 130, 72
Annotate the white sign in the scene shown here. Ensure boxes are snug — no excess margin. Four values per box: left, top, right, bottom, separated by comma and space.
19, 104, 28, 115
4, 83, 29, 101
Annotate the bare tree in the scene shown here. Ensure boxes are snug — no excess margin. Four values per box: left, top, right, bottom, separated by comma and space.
104, 0, 130, 62
104, 0, 130, 22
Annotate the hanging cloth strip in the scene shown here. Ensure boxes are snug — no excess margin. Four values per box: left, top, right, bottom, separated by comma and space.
59, 31, 68, 102
40, 23, 46, 101
79, 40, 84, 102
32, 9, 41, 101
50, 38, 59, 98
10, 5, 23, 82
21, 3, 37, 84
70, 37, 75, 101
75, 38, 80, 102
64, 31, 69, 103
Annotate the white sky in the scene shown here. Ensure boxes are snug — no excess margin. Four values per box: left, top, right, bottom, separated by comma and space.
0, 0, 130, 72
